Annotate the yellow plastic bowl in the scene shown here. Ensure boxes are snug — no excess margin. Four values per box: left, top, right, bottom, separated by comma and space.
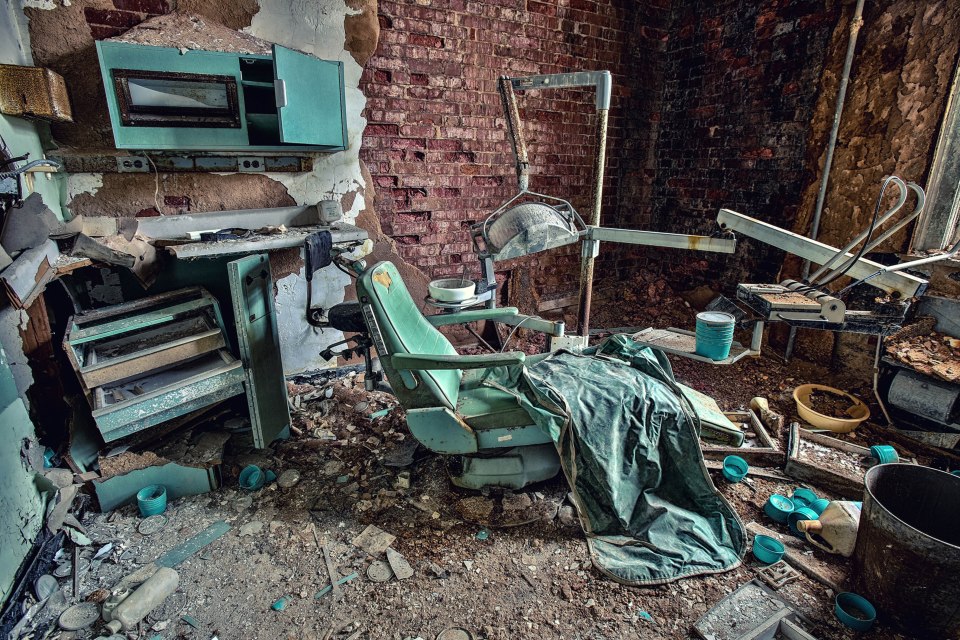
793, 384, 869, 433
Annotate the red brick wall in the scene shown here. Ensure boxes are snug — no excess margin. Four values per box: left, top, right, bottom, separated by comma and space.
359, 0, 661, 307
644, 0, 839, 289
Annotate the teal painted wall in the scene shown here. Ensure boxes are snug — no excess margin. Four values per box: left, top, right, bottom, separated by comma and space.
0, 2, 57, 606
0, 1, 65, 220
0, 345, 45, 604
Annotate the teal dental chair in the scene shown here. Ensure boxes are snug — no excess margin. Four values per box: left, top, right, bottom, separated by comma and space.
347, 261, 563, 489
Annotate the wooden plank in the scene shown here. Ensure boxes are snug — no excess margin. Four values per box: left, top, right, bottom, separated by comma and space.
136, 205, 320, 239
166, 223, 367, 259
92, 360, 245, 441
746, 521, 847, 593
79, 329, 225, 388
704, 460, 791, 482
702, 447, 786, 465
784, 423, 864, 499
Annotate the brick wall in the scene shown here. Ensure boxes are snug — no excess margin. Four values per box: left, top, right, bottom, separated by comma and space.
360, 0, 666, 309
645, 0, 839, 288
359, 0, 843, 306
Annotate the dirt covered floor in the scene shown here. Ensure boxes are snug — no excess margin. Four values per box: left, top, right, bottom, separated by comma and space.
27, 274, 942, 640
37, 354, 923, 640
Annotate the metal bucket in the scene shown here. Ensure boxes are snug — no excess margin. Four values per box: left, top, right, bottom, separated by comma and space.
852, 463, 960, 637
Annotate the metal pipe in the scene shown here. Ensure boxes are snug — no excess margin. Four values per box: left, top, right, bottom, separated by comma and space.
815, 181, 925, 284
788, 0, 866, 361
499, 76, 529, 192
578, 106, 609, 338
802, 0, 866, 279
809, 175, 908, 283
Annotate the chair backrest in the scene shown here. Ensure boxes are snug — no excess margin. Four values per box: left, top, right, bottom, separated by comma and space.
357, 262, 461, 410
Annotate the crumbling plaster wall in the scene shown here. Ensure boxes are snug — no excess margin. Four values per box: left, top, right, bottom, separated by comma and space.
790, 0, 960, 258
22, 0, 393, 375
0, 6, 52, 606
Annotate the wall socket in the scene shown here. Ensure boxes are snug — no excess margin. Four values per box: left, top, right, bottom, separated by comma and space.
115, 156, 149, 172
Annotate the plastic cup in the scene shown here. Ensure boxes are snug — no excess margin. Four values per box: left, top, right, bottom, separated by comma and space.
752, 534, 786, 564
137, 485, 167, 517
808, 498, 831, 516
869, 444, 899, 465
722, 455, 749, 483
788, 506, 819, 537
763, 494, 795, 523
791, 487, 818, 508
835, 592, 877, 631
239, 465, 265, 490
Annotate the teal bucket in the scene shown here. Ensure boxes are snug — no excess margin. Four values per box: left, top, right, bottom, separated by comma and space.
695, 311, 735, 360
137, 484, 167, 517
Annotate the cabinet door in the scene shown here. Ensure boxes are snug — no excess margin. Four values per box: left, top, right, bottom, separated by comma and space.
96, 41, 250, 150
272, 45, 347, 148
228, 254, 290, 448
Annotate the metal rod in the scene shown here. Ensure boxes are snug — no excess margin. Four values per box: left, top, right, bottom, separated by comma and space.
790, 0, 866, 362
802, 0, 866, 279
578, 107, 609, 338
499, 76, 529, 191
815, 181, 925, 285
716, 208, 927, 297
872, 337, 895, 425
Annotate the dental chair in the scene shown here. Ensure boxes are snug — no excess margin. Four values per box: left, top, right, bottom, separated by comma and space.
320, 259, 563, 489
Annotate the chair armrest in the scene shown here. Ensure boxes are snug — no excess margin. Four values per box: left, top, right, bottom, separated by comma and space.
391, 352, 525, 370
427, 307, 519, 327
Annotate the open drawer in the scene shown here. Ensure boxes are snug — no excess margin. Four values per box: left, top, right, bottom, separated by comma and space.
92, 349, 245, 442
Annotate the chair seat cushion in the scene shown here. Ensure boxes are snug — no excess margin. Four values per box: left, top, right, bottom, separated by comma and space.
456, 385, 534, 430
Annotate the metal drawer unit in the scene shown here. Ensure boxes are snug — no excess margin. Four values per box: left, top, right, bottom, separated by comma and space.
64, 287, 244, 442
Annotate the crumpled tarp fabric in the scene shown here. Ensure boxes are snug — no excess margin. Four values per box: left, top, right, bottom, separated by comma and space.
477, 334, 745, 585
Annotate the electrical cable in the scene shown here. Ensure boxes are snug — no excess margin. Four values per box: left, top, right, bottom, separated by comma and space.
816, 175, 898, 288
141, 152, 163, 215
499, 316, 530, 352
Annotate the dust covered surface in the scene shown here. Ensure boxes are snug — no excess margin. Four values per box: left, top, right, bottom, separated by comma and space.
885, 328, 960, 383
807, 389, 857, 420
108, 12, 271, 55
19, 365, 924, 640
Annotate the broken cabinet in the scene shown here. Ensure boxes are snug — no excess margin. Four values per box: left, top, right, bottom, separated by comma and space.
63, 256, 291, 446
95, 41, 347, 151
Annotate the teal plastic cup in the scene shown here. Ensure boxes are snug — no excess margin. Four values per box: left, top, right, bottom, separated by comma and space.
695, 312, 736, 360
835, 592, 876, 631
808, 498, 831, 516
791, 487, 818, 508
763, 494, 795, 523
869, 445, 899, 464
722, 455, 749, 482
137, 484, 167, 517
788, 506, 819, 537
752, 534, 786, 564
239, 465, 265, 490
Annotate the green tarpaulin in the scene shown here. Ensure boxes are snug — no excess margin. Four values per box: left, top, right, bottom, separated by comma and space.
479, 335, 746, 585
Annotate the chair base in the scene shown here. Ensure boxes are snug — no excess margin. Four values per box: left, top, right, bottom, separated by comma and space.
448, 443, 561, 490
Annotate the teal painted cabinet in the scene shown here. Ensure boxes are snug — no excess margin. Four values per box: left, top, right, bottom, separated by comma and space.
95, 41, 347, 152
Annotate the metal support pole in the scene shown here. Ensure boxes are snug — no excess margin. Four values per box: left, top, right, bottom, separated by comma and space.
788, 0, 866, 361
578, 107, 609, 338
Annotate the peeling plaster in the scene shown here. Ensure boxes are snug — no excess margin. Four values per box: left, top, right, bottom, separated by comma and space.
245, 0, 369, 373
274, 261, 352, 374
65, 172, 104, 205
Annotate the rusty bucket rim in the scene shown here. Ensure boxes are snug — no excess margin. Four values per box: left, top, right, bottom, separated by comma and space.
863, 462, 960, 552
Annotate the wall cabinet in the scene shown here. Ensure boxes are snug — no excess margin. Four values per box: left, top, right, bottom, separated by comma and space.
95, 41, 347, 152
